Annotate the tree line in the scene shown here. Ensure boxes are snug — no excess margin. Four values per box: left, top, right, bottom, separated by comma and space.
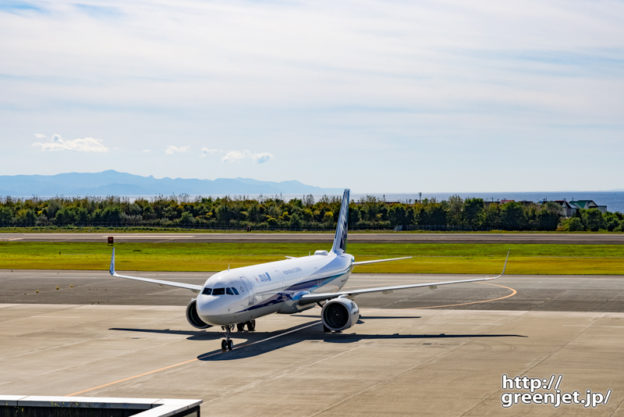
0, 195, 622, 232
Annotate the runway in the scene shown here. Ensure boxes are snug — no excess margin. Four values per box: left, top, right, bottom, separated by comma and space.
1, 271, 623, 416
1, 270, 623, 312
1, 231, 624, 244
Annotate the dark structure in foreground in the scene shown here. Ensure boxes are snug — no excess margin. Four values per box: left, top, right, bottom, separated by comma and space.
0, 395, 201, 417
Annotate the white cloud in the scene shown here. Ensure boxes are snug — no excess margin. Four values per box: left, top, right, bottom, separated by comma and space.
222, 150, 246, 162
200, 147, 219, 157
32, 134, 108, 152
222, 150, 273, 164
165, 145, 190, 155
202, 148, 274, 163
252, 152, 273, 164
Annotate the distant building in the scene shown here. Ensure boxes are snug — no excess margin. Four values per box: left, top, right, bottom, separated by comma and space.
549, 199, 607, 217
443, 197, 607, 217
570, 200, 607, 214
553, 200, 576, 217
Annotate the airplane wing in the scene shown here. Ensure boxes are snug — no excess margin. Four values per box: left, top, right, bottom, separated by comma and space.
108, 248, 202, 292
299, 251, 509, 305
352, 256, 412, 265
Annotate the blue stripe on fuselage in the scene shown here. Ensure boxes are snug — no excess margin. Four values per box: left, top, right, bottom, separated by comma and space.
240, 269, 349, 312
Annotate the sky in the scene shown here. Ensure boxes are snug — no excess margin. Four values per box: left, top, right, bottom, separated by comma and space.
0, 0, 623, 193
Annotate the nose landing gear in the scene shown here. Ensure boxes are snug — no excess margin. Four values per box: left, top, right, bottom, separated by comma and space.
221, 325, 234, 352
221, 320, 257, 352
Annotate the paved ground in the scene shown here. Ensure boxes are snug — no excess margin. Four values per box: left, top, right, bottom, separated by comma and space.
0, 304, 622, 416
2, 271, 623, 416
1, 270, 623, 312
1, 232, 624, 244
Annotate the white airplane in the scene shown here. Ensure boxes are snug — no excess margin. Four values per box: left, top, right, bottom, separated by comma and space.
109, 189, 509, 351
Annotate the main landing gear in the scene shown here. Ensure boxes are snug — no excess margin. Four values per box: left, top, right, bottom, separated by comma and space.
248, 320, 256, 331
236, 320, 256, 332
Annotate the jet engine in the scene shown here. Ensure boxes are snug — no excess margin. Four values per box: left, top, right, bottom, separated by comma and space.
321, 298, 360, 332
186, 299, 212, 329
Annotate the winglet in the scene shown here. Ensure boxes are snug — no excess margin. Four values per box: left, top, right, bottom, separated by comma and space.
109, 248, 116, 276
501, 250, 510, 275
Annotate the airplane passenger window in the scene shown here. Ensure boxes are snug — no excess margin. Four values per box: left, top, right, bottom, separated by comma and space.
202, 287, 212, 295
213, 288, 225, 295
226, 288, 233, 295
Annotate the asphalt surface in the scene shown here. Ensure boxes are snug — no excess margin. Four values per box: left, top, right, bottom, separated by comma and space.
2, 270, 624, 416
1, 304, 622, 416
1, 270, 623, 312
1, 232, 624, 244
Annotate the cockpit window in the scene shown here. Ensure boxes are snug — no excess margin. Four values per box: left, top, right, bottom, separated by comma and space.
206, 287, 238, 296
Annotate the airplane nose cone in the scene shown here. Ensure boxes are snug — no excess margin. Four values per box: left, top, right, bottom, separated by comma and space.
196, 296, 218, 316
196, 295, 236, 326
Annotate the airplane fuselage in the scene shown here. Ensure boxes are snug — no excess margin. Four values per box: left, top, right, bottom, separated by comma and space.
196, 251, 354, 326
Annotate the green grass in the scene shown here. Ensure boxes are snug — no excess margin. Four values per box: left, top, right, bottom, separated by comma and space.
0, 242, 623, 274
1, 227, 622, 234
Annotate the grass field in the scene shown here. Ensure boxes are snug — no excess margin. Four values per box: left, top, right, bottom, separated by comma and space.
0, 242, 623, 274
1, 227, 622, 234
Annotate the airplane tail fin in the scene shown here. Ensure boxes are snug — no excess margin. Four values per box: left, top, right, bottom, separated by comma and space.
331, 189, 350, 254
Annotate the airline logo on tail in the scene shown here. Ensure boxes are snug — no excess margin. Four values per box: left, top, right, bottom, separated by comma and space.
331, 189, 349, 253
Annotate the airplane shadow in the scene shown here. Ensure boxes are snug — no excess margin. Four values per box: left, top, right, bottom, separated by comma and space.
293, 314, 423, 320
111, 321, 527, 361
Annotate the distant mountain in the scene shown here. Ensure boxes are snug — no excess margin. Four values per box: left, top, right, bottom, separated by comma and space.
0, 170, 343, 197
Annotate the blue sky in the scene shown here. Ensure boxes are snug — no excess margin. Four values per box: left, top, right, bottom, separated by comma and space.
1, 0, 623, 193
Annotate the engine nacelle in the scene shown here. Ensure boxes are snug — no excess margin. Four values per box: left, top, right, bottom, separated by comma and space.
186, 299, 212, 329
321, 298, 360, 332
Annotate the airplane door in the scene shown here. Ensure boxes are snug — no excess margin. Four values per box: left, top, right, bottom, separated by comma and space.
240, 276, 255, 306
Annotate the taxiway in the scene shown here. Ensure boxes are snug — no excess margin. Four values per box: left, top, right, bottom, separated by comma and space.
1, 271, 622, 416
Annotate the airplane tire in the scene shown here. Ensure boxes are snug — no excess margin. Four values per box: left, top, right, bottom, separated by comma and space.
227, 340, 233, 351
236, 323, 245, 332
221, 340, 227, 351
247, 320, 256, 331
